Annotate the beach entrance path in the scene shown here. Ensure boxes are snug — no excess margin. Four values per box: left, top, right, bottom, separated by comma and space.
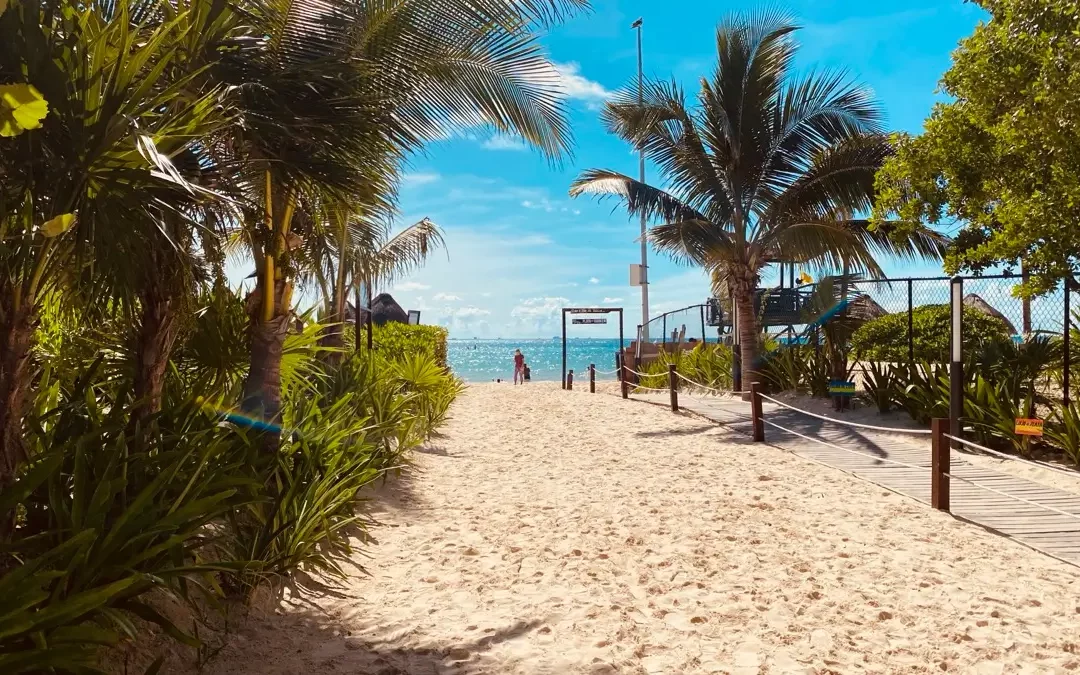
201, 383, 1080, 675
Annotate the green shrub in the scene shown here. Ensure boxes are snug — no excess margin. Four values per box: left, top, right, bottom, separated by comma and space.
1, 372, 255, 674
371, 323, 449, 367
851, 304, 1013, 362
636, 343, 734, 392
760, 346, 828, 396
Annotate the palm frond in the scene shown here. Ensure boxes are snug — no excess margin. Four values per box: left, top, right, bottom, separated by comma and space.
569, 169, 711, 225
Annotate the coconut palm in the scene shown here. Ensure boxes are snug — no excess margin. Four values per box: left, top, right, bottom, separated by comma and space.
205, 0, 581, 425
570, 10, 945, 390
0, 0, 229, 490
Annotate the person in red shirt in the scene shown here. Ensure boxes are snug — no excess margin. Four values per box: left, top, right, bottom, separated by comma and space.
513, 349, 525, 385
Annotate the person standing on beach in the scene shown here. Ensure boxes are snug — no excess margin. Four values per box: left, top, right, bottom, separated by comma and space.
513, 349, 525, 385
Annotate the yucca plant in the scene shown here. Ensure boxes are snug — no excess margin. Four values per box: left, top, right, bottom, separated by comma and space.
864, 361, 899, 414
1046, 401, 1080, 465
1, 367, 257, 673
221, 393, 382, 600
899, 362, 950, 424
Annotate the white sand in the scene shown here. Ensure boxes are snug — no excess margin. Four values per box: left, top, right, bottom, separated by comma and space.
195, 382, 1080, 674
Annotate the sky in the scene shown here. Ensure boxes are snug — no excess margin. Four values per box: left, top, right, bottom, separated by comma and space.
379, 0, 987, 339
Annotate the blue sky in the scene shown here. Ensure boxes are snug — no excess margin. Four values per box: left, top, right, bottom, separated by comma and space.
381, 1, 985, 339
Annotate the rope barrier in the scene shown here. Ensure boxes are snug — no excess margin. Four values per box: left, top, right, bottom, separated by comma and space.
942, 470, 1080, 523
757, 393, 932, 435
944, 433, 1080, 479
673, 372, 733, 396
760, 419, 929, 472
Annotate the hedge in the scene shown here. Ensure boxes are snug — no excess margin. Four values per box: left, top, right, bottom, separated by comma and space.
370, 323, 449, 367
851, 304, 1013, 362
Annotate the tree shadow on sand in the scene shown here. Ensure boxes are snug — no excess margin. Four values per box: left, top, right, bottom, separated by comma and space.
198, 602, 544, 675
634, 424, 716, 439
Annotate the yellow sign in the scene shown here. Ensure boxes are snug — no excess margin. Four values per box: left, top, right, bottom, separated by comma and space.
1015, 418, 1044, 436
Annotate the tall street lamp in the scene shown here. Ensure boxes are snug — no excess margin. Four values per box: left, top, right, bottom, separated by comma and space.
632, 17, 650, 340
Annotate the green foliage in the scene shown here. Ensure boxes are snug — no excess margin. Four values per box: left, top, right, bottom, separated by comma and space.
1, 369, 256, 673
760, 346, 829, 397
636, 344, 733, 392
872, 0, 1080, 289
370, 323, 449, 368
1046, 402, 1080, 465
851, 305, 1013, 362
2, 291, 464, 671
863, 362, 898, 414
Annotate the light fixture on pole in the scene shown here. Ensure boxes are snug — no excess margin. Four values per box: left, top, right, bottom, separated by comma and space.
632, 17, 650, 340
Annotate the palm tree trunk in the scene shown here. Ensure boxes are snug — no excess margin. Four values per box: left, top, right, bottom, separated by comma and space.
131, 280, 180, 427
242, 278, 290, 436
0, 299, 34, 536
734, 282, 760, 396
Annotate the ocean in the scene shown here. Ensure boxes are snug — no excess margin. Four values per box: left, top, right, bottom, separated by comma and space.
448, 338, 625, 382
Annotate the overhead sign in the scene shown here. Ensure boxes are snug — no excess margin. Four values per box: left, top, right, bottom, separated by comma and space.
828, 380, 856, 397
1015, 418, 1044, 436
568, 308, 614, 314
630, 264, 645, 287
573, 318, 607, 325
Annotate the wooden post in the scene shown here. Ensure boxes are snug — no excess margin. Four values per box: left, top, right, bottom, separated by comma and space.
668, 364, 678, 412
589, 363, 596, 393
750, 381, 764, 442
567, 369, 574, 391
931, 418, 950, 511
618, 353, 628, 399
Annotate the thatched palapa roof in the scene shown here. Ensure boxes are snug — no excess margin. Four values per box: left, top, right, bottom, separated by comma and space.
845, 294, 888, 321
963, 293, 1018, 335
344, 293, 410, 327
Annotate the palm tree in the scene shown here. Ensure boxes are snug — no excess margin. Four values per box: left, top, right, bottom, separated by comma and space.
205, 0, 582, 426
0, 0, 229, 489
570, 10, 945, 390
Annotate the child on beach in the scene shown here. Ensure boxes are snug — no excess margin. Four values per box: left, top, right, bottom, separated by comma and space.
523, 363, 531, 382
513, 349, 525, 384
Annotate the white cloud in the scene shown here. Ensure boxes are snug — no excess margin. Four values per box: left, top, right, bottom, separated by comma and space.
522, 198, 558, 213
511, 296, 570, 319
603, 297, 623, 303
397, 281, 431, 292
554, 62, 613, 108
434, 292, 462, 302
452, 306, 490, 318
402, 172, 440, 186
588, 277, 600, 284
483, 135, 527, 151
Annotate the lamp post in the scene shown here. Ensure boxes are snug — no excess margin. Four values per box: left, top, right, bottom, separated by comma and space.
632, 17, 650, 340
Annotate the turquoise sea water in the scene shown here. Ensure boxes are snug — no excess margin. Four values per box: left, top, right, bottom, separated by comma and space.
448, 338, 625, 382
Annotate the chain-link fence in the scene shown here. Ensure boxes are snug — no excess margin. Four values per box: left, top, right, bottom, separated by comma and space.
637, 304, 713, 345
636, 274, 1078, 404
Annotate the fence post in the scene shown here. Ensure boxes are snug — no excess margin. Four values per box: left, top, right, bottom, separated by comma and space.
619, 355, 628, 399
589, 363, 596, 393
907, 278, 914, 363
668, 364, 679, 412
750, 381, 764, 442
1065, 278, 1072, 407
699, 304, 707, 344
615, 352, 622, 381
949, 277, 964, 451
731, 295, 742, 392
931, 418, 950, 512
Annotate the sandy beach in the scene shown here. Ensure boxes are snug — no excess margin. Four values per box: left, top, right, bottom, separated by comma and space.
195, 382, 1080, 674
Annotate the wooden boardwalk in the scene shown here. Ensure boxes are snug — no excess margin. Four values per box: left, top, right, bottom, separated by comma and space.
631, 390, 1080, 566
